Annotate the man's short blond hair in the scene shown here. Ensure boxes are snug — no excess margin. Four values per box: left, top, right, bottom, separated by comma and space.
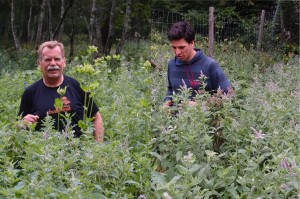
38, 41, 65, 60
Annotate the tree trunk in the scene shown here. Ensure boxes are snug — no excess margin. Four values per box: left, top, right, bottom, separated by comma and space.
52, 0, 73, 40
88, 0, 103, 56
88, 0, 97, 44
115, 0, 132, 55
58, 0, 65, 41
208, 7, 214, 58
36, 0, 47, 47
27, 0, 33, 42
69, 7, 74, 60
95, 17, 103, 55
30, 15, 37, 43
47, 0, 53, 40
11, 0, 21, 51
104, 0, 117, 55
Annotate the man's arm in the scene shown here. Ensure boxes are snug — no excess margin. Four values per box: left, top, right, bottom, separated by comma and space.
164, 63, 173, 106
93, 112, 104, 142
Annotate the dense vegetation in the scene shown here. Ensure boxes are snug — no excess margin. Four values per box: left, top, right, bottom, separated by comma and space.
150, 34, 300, 198
0, 31, 299, 198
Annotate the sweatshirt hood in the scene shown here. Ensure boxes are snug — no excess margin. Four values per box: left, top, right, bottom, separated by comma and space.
174, 48, 204, 66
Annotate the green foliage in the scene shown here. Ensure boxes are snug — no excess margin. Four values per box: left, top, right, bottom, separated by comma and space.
0, 124, 151, 198
0, 41, 299, 198
119, 40, 151, 61
0, 46, 37, 72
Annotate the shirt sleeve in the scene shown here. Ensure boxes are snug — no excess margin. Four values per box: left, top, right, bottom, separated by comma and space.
18, 89, 32, 117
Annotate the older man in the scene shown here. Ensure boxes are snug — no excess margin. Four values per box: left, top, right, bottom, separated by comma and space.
18, 41, 104, 142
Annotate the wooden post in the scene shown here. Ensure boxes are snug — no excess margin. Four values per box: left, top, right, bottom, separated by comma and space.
257, 10, 265, 52
279, 6, 286, 43
208, 7, 214, 58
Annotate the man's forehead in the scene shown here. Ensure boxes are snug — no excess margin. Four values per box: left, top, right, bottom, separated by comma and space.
42, 55, 63, 58
41, 45, 62, 52
171, 42, 188, 48
42, 47, 63, 55
171, 43, 187, 46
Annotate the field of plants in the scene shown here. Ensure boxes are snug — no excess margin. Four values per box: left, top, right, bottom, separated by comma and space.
0, 37, 299, 198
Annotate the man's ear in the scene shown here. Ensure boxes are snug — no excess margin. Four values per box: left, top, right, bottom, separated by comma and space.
63, 57, 66, 68
37, 60, 41, 70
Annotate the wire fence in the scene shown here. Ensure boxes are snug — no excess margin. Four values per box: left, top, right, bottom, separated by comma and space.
151, 9, 276, 45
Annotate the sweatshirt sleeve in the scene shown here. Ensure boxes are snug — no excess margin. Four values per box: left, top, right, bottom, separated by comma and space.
164, 62, 173, 102
209, 61, 231, 93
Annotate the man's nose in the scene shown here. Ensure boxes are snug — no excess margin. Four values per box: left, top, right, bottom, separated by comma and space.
50, 59, 56, 65
175, 49, 181, 55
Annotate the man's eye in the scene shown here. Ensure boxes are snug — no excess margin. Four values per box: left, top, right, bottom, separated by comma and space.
44, 59, 51, 62
55, 58, 61, 61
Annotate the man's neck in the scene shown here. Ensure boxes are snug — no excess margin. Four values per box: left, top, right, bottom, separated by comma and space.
43, 75, 64, 87
186, 49, 197, 62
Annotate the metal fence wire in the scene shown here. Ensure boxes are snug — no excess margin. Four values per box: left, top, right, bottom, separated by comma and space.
151, 9, 275, 44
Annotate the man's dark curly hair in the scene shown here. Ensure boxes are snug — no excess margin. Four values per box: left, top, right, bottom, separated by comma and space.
167, 21, 195, 43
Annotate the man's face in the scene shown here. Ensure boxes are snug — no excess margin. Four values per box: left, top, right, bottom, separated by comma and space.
37, 46, 66, 81
171, 38, 195, 62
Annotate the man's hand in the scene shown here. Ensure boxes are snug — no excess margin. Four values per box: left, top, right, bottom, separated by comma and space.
162, 100, 172, 108
23, 114, 39, 126
187, 100, 197, 106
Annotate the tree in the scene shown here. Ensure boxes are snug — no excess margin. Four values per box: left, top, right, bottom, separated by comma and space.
58, 0, 65, 41
115, 0, 132, 55
35, 0, 47, 47
104, 0, 117, 55
68, 6, 75, 60
280, 0, 299, 44
46, 0, 53, 40
52, 0, 74, 40
11, 0, 21, 51
27, 0, 33, 42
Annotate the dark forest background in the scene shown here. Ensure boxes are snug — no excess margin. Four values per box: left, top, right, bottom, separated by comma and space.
0, 0, 298, 63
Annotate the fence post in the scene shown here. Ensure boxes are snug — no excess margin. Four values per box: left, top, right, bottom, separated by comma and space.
208, 7, 214, 58
257, 10, 265, 52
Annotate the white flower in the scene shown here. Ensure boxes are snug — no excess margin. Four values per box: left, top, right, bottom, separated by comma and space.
280, 183, 289, 190
181, 79, 187, 90
183, 151, 195, 164
163, 192, 172, 199
161, 125, 176, 135
199, 70, 208, 81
